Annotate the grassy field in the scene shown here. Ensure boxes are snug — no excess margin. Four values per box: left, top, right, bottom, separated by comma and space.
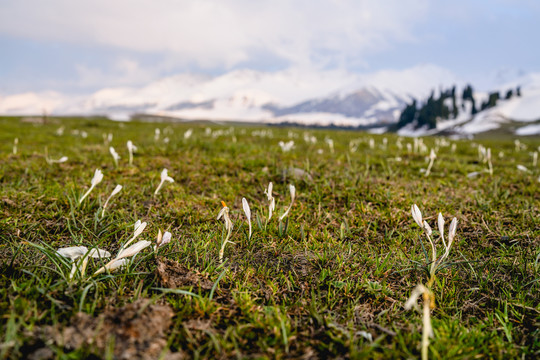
0, 116, 539, 359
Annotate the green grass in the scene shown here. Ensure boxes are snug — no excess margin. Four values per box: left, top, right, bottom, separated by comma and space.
0, 116, 539, 359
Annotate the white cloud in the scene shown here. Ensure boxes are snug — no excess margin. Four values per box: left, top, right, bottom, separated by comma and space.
0, 0, 429, 69
74, 58, 159, 88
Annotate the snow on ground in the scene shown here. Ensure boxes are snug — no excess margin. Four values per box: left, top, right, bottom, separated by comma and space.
452, 86, 540, 134
494, 87, 540, 122
397, 123, 432, 137
455, 110, 504, 134
515, 124, 540, 135
268, 112, 376, 127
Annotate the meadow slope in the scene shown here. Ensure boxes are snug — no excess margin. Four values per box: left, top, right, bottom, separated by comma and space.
0, 117, 539, 359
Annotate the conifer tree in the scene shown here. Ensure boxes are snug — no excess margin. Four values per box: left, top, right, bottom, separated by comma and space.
397, 99, 417, 128
451, 86, 458, 118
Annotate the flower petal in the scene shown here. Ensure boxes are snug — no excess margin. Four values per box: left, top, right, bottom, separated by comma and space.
411, 204, 423, 227
57, 246, 88, 260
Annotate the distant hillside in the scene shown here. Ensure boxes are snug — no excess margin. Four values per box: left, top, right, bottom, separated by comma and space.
1, 64, 539, 135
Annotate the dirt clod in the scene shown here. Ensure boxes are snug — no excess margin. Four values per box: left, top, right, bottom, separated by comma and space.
156, 257, 213, 290
41, 299, 180, 359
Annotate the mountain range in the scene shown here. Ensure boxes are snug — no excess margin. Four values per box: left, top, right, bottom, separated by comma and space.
1, 64, 539, 136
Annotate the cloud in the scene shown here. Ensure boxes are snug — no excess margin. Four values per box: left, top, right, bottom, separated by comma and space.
74, 58, 159, 88
0, 0, 429, 70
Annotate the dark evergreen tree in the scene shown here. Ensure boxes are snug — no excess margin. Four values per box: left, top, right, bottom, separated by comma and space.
480, 100, 488, 111
396, 84, 488, 131
417, 92, 437, 129
505, 89, 513, 99
516, 86, 521, 96
462, 84, 477, 115
451, 86, 458, 118
487, 92, 499, 108
471, 97, 477, 115
397, 99, 417, 128
462, 85, 474, 101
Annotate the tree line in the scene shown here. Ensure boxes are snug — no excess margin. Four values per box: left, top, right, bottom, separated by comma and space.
396, 85, 521, 130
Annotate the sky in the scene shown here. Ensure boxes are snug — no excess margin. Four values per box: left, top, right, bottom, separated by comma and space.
0, 0, 539, 95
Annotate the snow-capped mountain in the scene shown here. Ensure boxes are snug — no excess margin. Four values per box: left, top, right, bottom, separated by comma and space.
1, 64, 539, 135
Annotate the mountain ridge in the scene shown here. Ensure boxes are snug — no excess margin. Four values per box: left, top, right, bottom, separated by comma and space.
1, 64, 539, 135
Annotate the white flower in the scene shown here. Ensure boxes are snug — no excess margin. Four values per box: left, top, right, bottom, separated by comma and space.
91, 169, 104, 187
95, 240, 151, 275
127, 140, 135, 150
184, 129, 193, 139
411, 204, 423, 228
117, 240, 152, 259
155, 230, 173, 251
57, 246, 111, 279
242, 197, 252, 239
158, 231, 172, 247
111, 184, 123, 197
87, 248, 112, 258
278, 140, 294, 152
447, 217, 458, 248
325, 138, 334, 153
217, 202, 233, 233
79, 169, 104, 204
217, 201, 234, 263
132, 221, 147, 241
127, 140, 137, 166
517, 164, 530, 172
55, 156, 68, 163
424, 149, 437, 176
161, 169, 174, 183
101, 184, 123, 217
423, 221, 432, 236
438, 213, 446, 247
57, 246, 111, 261
279, 184, 296, 221
57, 246, 89, 261
118, 220, 148, 253
154, 168, 174, 195
161, 231, 172, 245
133, 220, 147, 238
109, 146, 120, 166
264, 182, 276, 221
107, 258, 128, 272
